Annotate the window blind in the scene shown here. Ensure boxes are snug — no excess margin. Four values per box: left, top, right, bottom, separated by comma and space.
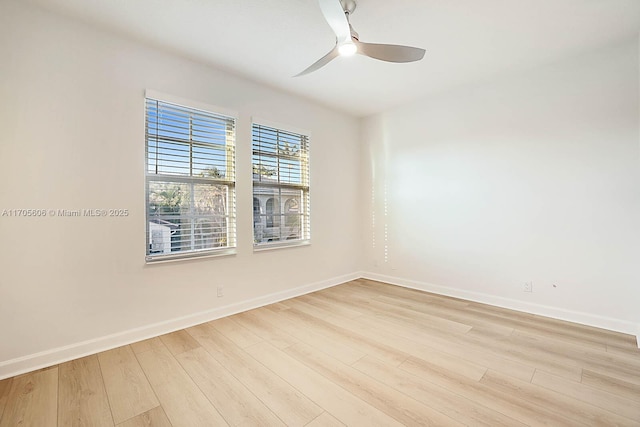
145, 98, 236, 261
252, 123, 310, 246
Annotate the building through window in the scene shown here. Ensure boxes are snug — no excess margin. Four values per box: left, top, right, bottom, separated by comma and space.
252, 123, 310, 246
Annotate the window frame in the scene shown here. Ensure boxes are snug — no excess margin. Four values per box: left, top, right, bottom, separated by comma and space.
251, 119, 311, 250
144, 90, 238, 263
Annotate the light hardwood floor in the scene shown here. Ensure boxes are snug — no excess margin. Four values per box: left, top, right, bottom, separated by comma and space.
1, 279, 639, 426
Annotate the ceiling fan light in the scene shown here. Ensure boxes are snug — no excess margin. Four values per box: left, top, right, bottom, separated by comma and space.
338, 42, 357, 56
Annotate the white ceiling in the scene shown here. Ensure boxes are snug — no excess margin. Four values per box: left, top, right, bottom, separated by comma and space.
26, 0, 640, 117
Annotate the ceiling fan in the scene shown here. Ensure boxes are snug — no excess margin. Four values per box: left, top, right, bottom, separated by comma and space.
295, 0, 426, 76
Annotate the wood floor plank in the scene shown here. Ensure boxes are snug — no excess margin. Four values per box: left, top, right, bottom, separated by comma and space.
466, 298, 620, 338
187, 321, 322, 426
512, 330, 640, 385
297, 292, 365, 319
342, 313, 489, 380
364, 290, 640, 388
323, 290, 474, 335
280, 299, 410, 366
208, 316, 263, 349
463, 306, 610, 351
159, 330, 200, 356
371, 293, 518, 339
368, 293, 511, 338
0, 367, 58, 427
282, 296, 360, 325
0, 378, 12, 422
357, 278, 637, 347
514, 329, 640, 371
291, 290, 535, 382
245, 340, 405, 427
346, 279, 470, 310
581, 369, 640, 402
267, 302, 292, 311
129, 337, 165, 355
285, 342, 464, 426
482, 370, 638, 426
583, 365, 640, 387
246, 306, 366, 365
464, 327, 583, 381
314, 285, 373, 306
607, 343, 640, 357
532, 370, 640, 422
136, 344, 227, 426
117, 406, 172, 427
58, 355, 113, 427
230, 309, 299, 349
307, 304, 532, 382
381, 320, 534, 381
361, 284, 610, 354
466, 324, 515, 339
98, 345, 159, 424
580, 353, 640, 386
353, 355, 525, 427
176, 347, 284, 426
399, 358, 576, 425
305, 412, 345, 426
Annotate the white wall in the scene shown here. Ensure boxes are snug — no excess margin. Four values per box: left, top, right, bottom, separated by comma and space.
0, 0, 361, 376
362, 39, 640, 333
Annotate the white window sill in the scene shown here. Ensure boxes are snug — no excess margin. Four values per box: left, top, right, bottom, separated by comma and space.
145, 248, 236, 264
253, 240, 310, 252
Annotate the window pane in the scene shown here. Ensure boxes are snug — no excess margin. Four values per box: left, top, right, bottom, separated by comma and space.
279, 158, 302, 184
252, 185, 307, 245
192, 144, 228, 178
148, 181, 231, 255
146, 98, 234, 180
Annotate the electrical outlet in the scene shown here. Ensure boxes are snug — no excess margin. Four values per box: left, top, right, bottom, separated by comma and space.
523, 281, 532, 292
217, 285, 224, 297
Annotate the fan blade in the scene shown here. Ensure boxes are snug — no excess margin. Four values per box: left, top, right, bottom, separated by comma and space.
355, 40, 425, 63
319, 0, 351, 42
294, 45, 339, 77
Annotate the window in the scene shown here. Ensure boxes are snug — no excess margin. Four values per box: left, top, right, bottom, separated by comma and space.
145, 96, 236, 261
265, 198, 279, 228
253, 197, 261, 225
252, 123, 310, 246
284, 198, 299, 227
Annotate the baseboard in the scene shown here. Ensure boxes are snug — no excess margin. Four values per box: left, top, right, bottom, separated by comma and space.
361, 272, 639, 337
0, 271, 362, 380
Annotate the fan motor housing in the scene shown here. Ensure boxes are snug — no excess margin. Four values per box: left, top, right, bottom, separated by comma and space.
340, 0, 357, 15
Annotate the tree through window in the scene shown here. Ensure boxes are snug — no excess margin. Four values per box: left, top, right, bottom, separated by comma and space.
145, 96, 236, 261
